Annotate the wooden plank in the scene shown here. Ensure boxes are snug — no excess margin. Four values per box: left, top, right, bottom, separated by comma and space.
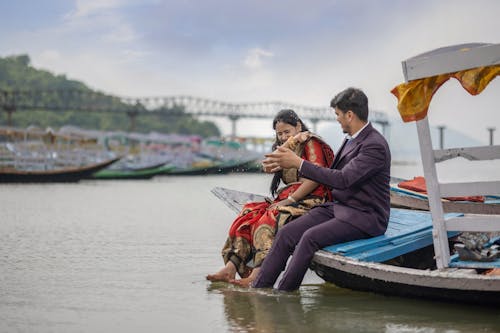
403, 43, 500, 81
445, 216, 500, 232
416, 118, 450, 268
326, 209, 434, 254
449, 255, 500, 269
324, 209, 462, 258
434, 145, 500, 163
440, 181, 500, 197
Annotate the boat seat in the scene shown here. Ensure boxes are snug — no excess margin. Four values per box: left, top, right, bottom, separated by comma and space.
322, 208, 462, 263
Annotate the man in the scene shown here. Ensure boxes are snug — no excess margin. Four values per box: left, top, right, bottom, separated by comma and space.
253, 87, 391, 291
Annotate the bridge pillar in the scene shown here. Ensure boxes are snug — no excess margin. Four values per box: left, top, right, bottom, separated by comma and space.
3, 105, 16, 127
380, 122, 390, 141
437, 125, 446, 149
487, 127, 496, 146
310, 118, 319, 133
127, 111, 138, 132
229, 115, 240, 138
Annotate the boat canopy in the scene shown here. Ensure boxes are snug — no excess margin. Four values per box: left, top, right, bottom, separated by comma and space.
391, 43, 500, 122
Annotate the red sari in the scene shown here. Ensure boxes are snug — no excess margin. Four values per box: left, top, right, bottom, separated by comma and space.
221, 136, 334, 277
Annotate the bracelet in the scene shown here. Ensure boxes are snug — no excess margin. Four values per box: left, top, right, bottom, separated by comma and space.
287, 195, 297, 203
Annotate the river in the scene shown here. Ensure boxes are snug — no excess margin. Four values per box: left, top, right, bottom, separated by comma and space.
1, 167, 499, 332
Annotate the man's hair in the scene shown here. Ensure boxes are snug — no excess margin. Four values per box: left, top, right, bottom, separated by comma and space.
330, 87, 369, 121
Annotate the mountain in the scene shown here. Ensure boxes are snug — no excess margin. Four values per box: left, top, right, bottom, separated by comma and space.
0, 54, 220, 137
317, 116, 483, 163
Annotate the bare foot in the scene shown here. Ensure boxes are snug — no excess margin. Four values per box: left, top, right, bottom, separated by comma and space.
206, 272, 233, 282
206, 261, 237, 282
229, 268, 260, 288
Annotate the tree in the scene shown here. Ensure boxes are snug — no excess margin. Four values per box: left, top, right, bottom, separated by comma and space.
0, 55, 220, 137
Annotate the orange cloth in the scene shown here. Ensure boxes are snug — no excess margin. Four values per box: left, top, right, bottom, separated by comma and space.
485, 268, 500, 276
398, 176, 485, 202
391, 65, 500, 122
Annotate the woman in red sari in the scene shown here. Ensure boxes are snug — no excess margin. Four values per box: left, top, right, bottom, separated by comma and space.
206, 109, 334, 286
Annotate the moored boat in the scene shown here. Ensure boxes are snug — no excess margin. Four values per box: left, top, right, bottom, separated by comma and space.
315, 42, 500, 305
0, 157, 120, 183
213, 186, 500, 305
91, 163, 175, 180
0, 126, 121, 182
390, 176, 500, 214
211, 42, 500, 306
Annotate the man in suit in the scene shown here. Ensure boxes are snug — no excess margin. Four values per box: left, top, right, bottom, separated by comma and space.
253, 87, 391, 291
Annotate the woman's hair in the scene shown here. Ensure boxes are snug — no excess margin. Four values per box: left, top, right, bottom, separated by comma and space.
270, 109, 309, 196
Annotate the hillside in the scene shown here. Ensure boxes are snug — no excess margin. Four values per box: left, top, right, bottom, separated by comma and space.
0, 55, 220, 137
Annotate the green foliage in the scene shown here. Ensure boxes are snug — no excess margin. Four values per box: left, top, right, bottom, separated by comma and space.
0, 55, 220, 137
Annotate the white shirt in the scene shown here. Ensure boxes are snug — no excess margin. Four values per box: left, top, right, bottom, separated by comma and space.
346, 121, 370, 140
298, 121, 370, 171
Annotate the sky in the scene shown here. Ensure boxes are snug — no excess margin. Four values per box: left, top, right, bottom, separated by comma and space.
0, 0, 499, 144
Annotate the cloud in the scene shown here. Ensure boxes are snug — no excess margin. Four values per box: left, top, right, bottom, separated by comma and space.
102, 24, 139, 43
1, 0, 499, 141
38, 49, 62, 63
243, 48, 274, 70
65, 0, 124, 19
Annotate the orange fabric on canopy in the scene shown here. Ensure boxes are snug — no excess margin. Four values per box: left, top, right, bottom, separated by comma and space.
391, 64, 500, 122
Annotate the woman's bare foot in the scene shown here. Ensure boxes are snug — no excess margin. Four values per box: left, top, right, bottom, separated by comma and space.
229, 267, 260, 288
206, 261, 237, 282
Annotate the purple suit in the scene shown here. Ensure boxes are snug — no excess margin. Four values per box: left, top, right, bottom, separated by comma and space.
253, 123, 391, 291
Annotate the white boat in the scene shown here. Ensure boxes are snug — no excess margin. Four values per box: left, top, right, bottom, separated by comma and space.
211, 42, 500, 306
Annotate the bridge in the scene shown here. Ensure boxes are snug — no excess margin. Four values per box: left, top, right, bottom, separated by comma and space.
0, 90, 390, 137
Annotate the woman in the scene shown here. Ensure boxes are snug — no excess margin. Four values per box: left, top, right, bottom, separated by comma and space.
206, 109, 334, 287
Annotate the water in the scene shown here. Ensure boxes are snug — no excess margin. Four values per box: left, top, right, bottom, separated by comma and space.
1, 172, 499, 332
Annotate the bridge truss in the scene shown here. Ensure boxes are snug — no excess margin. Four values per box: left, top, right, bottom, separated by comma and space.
0, 90, 390, 136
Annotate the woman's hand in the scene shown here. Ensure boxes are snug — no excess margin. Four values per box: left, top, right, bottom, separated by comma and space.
268, 197, 293, 210
294, 131, 311, 143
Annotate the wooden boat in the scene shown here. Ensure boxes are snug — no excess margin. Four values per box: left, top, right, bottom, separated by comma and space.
167, 158, 258, 175
390, 177, 500, 214
0, 126, 121, 182
210, 43, 500, 306
0, 157, 120, 183
91, 163, 175, 180
212, 186, 500, 305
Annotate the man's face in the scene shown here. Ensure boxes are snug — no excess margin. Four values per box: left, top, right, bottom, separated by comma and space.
335, 108, 351, 134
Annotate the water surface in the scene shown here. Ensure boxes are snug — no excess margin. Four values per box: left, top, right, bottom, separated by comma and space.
1, 172, 499, 332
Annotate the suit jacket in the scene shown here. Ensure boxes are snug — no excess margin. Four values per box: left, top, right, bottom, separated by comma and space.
300, 123, 391, 236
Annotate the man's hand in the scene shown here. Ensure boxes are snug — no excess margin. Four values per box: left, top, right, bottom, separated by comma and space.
262, 146, 303, 172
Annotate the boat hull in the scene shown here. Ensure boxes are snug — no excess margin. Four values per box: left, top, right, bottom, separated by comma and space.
91, 164, 174, 180
390, 190, 500, 214
0, 157, 119, 183
312, 249, 500, 306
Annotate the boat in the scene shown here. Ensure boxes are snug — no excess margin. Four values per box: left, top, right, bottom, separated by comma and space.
212, 186, 500, 305
390, 176, 500, 214
91, 163, 175, 180
0, 157, 120, 183
0, 127, 121, 182
211, 43, 500, 306
166, 155, 258, 175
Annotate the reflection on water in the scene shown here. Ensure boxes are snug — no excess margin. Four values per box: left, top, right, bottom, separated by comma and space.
210, 283, 500, 333
1, 173, 500, 332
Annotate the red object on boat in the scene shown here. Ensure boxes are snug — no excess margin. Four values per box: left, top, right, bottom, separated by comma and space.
398, 176, 485, 202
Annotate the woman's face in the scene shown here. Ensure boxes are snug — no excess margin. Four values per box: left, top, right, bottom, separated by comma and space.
275, 121, 301, 144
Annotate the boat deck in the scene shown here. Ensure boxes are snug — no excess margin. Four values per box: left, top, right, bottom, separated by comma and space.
323, 209, 462, 263
391, 186, 500, 204
323, 208, 500, 268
